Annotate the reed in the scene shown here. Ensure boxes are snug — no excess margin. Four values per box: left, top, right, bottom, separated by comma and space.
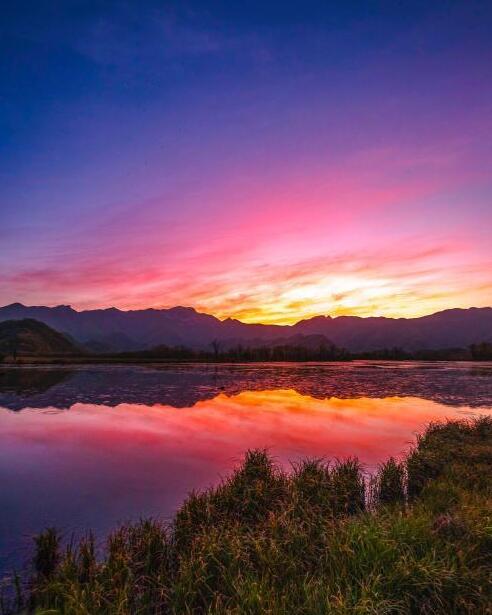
375, 457, 406, 505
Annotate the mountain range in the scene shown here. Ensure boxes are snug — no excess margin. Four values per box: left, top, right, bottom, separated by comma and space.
0, 303, 492, 352
0, 302, 491, 353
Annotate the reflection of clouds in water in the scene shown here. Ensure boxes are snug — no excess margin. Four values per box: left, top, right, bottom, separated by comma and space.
2, 390, 491, 483
1, 362, 492, 411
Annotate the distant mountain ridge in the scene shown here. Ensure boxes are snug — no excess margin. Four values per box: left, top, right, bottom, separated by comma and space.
0, 302, 491, 352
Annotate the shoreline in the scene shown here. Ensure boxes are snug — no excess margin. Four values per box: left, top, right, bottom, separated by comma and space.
3, 356, 492, 366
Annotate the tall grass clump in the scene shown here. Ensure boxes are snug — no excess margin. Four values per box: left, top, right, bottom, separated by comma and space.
407, 416, 492, 498
33, 528, 60, 581
374, 457, 406, 505
9, 416, 492, 614
330, 457, 365, 515
290, 458, 332, 513
174, 449, 288, 552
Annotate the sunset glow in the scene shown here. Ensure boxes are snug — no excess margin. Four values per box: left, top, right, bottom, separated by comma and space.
2, 2, 492, 321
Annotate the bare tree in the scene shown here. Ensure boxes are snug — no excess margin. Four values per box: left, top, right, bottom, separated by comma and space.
8, 333, 19, 362
210, 339, 221, 361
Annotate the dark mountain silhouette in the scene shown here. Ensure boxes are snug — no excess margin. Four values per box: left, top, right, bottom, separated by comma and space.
291, 308, 492, 351
0, 319, 81, 357
0, 303, 491, 353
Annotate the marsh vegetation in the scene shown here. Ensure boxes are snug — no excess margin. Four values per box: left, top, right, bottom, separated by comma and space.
2, 417, 491, 614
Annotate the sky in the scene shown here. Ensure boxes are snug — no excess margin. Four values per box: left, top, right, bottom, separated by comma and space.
1, 0, 492, 324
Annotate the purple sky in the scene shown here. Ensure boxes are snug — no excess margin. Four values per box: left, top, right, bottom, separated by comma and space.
1, 1, 492, 323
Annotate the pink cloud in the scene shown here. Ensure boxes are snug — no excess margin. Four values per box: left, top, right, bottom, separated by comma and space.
2, 137, 491, 321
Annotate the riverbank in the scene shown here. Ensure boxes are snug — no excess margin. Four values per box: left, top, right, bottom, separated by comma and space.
3, 355, 492, 366
3, 417, 492, 614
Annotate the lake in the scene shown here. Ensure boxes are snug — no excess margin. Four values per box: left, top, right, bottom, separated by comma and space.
1, 361, 492, 577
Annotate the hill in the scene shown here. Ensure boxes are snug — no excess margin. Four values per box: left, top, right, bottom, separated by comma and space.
0, 319, 81, 358
0, 303, 491, 353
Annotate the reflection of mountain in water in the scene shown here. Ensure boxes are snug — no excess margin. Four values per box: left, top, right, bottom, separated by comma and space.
0, 368, 72, 399
1, 363, 492, 411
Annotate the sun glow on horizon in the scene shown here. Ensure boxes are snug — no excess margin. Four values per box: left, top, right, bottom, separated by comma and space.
190, 262, 492, 325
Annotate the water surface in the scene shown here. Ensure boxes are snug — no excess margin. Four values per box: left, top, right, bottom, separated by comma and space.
1, 361, 492, 575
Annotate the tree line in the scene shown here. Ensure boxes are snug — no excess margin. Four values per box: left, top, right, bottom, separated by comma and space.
111, 340, 492, 362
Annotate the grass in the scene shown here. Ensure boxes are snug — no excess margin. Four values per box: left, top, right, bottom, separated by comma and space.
3, 417, 492, 614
